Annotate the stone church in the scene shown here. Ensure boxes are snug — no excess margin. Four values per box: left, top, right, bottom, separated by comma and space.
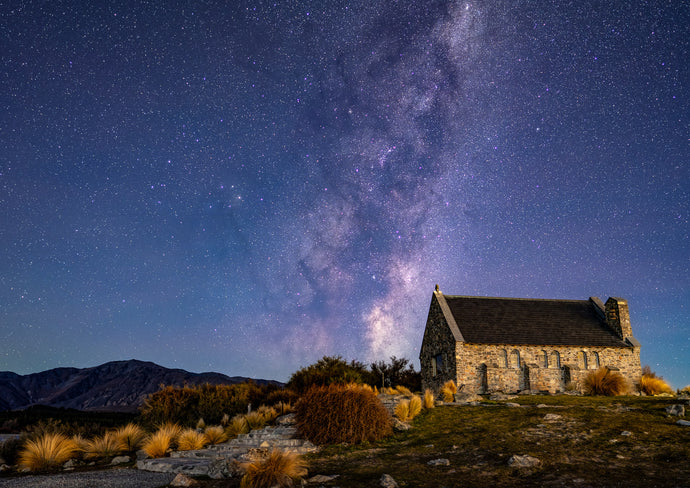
420, 286, 642, 394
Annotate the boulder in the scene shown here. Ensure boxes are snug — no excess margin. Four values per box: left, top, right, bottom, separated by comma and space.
380, 473, 399, 488
508, 455, 541, 468
665, 404, 685, 417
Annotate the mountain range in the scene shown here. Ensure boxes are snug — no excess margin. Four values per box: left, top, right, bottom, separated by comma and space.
0, 359, 280, 412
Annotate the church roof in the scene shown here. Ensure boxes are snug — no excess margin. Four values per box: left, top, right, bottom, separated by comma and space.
441, 295, 630, 348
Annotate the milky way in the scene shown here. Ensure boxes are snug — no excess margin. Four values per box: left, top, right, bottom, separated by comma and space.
1, 1, 688, 386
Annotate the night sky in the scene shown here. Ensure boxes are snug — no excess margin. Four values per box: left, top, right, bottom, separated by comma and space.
1, 1, 688, 387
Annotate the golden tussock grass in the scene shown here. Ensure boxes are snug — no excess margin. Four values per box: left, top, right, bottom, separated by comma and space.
240, 449, 307, 488
639, 375, 673, 395
440, 380, 457, 402
680, 385, 690, 395
84, 431, 121, 459
395, 386, 413, 397
583, 367, 628, 396
423, 389, 435, 409
142, 423, 181, 458
19, 433, 79, 471
408, 395, 422, 418
177, 429, 207, 451
394, 399, 410, 422
257, 405, 279, 423
245, 411, 268, 430
115, 423, 147, 452
196, 418, 206, 430
204, 425, 229, 445
221, 413, 231, 426
227, 415, 250, 437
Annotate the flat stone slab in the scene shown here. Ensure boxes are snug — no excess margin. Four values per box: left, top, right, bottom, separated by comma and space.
137, 457, 211, 476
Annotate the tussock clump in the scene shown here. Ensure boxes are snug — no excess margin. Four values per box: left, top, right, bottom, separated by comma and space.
440, 380, 457, 402
84, 431, 121, 459
583, 367, 628, 396
423, 389, 436, 409
394, 399, 411, 422
680, 385, 690, 396
19, 433, 79, 471
245, 411, 268, 430
142, 423, 181, 458
409, 395, 422, 418
296, 384, 392, 445
240, 449, 307, 488
204, 425, 228, 445
257, 405, 279, 423
639, 376, 673, 396
178, 429, 207, 451
196, 418, 206, 430
395, 386, 413, 397
227, 415, 250, 438
115, 423, 146, 452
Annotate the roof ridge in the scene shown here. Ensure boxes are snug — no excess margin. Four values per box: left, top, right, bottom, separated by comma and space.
443, 295, 590, 303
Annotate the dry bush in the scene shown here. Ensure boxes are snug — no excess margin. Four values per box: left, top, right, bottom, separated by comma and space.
295, 384, 392, 445
204, 425, 229, 445
178, 429, 207, 451
226, 415, 250, 438
19, 433, 79, 471
240, 449, 307, 488
423, 389, 435, 409
84, 431, 121, 459
142, 423, 181, 458
583, 367, 628, 396
394, 399, 410, 422
440, 380, 457, 402
115, 423, 147, 452
245, 411, 268, 430
639, 375, 673, 396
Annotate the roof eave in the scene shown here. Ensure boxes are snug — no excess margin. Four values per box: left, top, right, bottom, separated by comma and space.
435, 290, 465, 343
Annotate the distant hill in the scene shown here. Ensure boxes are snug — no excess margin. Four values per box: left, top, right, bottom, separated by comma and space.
0, 359, 281, 412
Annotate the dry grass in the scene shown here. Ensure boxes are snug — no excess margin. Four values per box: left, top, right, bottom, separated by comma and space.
395, 386, 413, 397
142, 423, 181, 458
19, 433, 79, 471
196, 418, 207, 430
423, 389, 435, 409
408, 395, 422, 418
639, 375, 673, 395
273, 401, 293, 416
394, 399, 411, 422
245, 411, 268, 430
221, 413, 231, 426
257, 405, 279, 423
115, 423, 147, 452
226, 415, 251, 437
583, 367, 628, 396
680, 385, 690, 395
84, 431, 121, 459
204, 425, 229, 445
178, 428, 207, 451
240, 449, 307, 488
440, 380, 457, 402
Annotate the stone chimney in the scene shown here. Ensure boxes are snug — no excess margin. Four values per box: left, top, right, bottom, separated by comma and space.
604, 297, 633, 340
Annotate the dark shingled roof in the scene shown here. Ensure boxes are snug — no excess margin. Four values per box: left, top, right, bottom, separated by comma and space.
443, 295, 630, 348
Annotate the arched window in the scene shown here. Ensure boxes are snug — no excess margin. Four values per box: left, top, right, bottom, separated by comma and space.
509, 350, 521, 369
579, 351, 588, 369
499, 349, 508, 368
542, 350, 549, 368
550, 351, 561, 368
593, 352, 600, 368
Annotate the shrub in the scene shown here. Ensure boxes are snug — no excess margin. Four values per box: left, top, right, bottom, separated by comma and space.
423, 389, 435, 409
142, 423, 181, 458
680, 385, 690, 395
19, 433, 79, 471
204, 425, 228, 445
240, 449, 307, 488
394, 399, 410, 422
84, 431, 121, 459
639, 375, 673, 396
115, 423, 146, 452
177, 429, 207, 451
583, 367, 628, 396
440, 380, 457, 402
226, 415, 250, 438
295, 384, 392, 445
287, 356, 374, 394
370, 356, 421, 391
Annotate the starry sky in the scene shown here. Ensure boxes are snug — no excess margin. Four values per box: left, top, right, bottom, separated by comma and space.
1, 1, 688, 387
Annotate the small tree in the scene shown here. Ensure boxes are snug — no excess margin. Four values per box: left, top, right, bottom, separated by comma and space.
287, 356, 372, 394
370, 356, 421, 391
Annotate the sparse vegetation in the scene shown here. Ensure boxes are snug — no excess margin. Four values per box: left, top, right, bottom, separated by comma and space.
295, 384, 392, 445
583, 367, 628, 396
440, 380, 457, 402
240, 449, 307, 488
177, 428, 207, 451
638, 366, 673, 395
18, 433, 79, 471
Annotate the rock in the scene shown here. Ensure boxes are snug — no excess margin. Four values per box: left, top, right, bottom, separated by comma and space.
208, 458, 238, 479
676, 420, 690, 427
505, 402, 521, 408
536, 404, 548, 408
63, 459, 79, 470
0, 464, 11, 473
543, 413, 562, 421
308, 474, 340, 483
508, 455, 541, 468
427, 458, 450, 466
380, 473, 399, 488
276, 413, 297, 425
111, 455, 131, 465
170, 473, 200, 487
392, 418, 412, 431
454, 392, 483, 403
620, 431, 632, 436
665, 404, 685, 417
136, 449, 150, 460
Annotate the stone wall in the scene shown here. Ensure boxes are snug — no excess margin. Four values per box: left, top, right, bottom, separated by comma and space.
419, 293, 458, 391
